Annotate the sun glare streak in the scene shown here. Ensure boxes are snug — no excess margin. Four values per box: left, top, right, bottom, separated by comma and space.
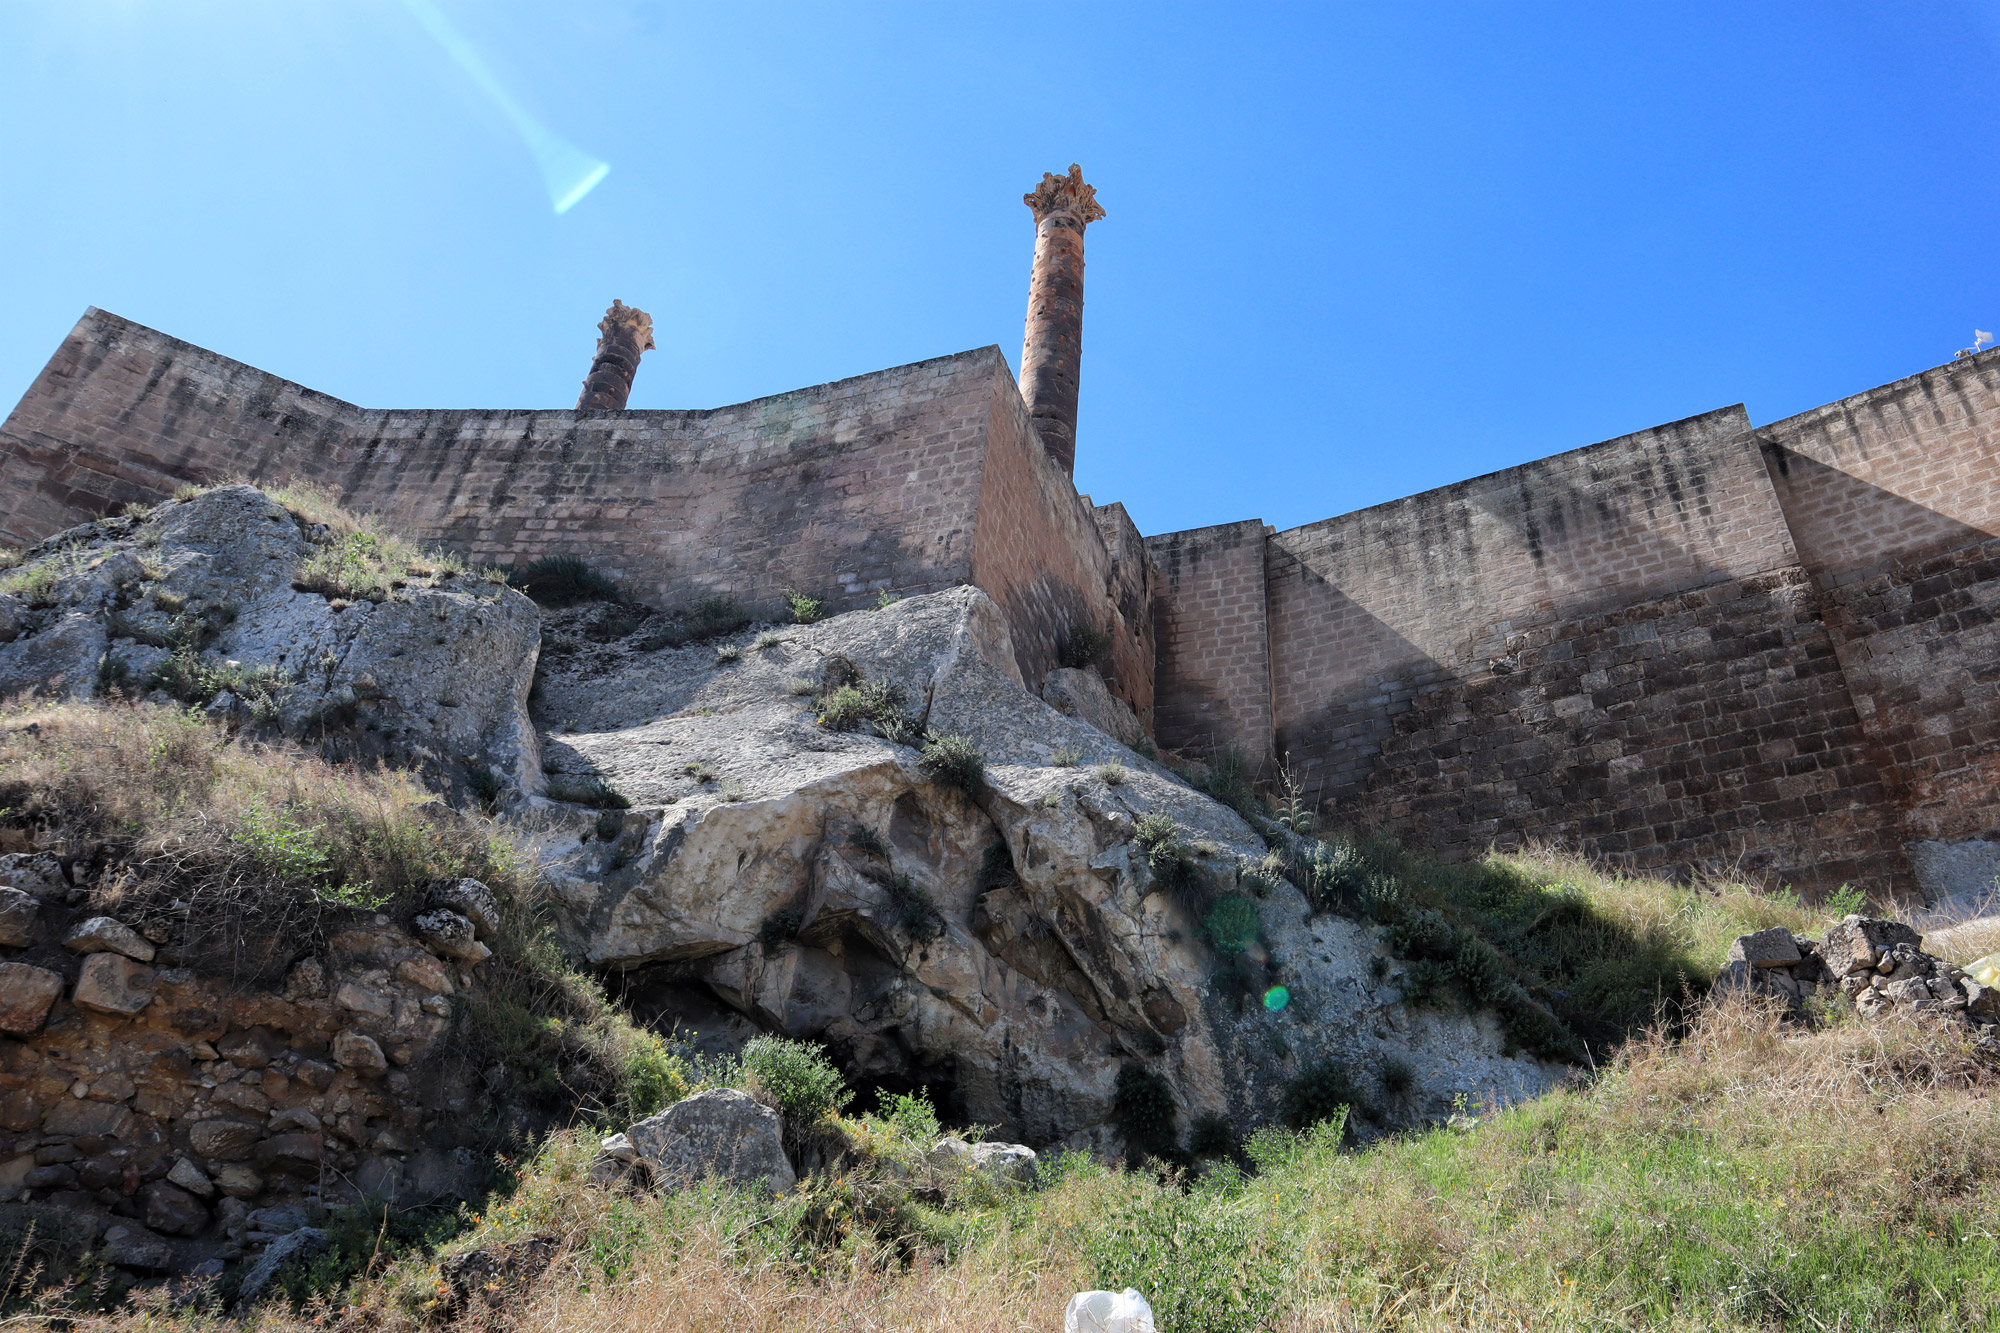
397, 0, 609, 214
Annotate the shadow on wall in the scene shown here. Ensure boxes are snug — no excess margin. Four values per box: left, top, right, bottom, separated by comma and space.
1761, 442, 2000, 589
1275, 434, 1756, 814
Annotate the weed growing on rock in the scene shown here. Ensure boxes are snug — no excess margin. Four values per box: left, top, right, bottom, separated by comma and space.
815, 679, 905, 733
1133, 813, 1199, 903
714, 643, 742, 664
884, 871, 943, 942
846, 824, 888, 858
1051, 741, 1082, 766
147, 646, 292, 720
1187, 1110, 1239, 1159
1378, 1055, 1415, 1098
752, 630, 785, 651
874, 589, 901, 609
785, 589, 825, 624
1203, 893, 1260, 954
1095, 759, 1125, 785
1057, 620, 1112, 670
508, 554, 624, 607
545, 774, 632, 810
759, 908, 804, 949
977, 840, 1019, 891
918, 733, 985, 796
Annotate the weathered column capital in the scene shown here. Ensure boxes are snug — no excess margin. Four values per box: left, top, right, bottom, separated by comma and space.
576, 300, 657, 411
1023, 164, 1105, 229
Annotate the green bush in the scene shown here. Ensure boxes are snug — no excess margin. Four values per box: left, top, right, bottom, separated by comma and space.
1133, 813, 1198, 902
1281, 1060, 1362, 1131
1203, 894, 1260, 954
879, 1088, 941, 1144
883, 871, 942, 942
1082, 1185, 1287, 1333
814, 679, 906, 734
1112, 1063, 1178, 1156
1187, 1110, 1238, 1158
919, 733, 985, 796
508, 554, 623, 607
786, 589, 825, 624
739, 1036, 851, 1125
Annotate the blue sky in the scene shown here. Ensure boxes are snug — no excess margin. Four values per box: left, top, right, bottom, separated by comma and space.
3, 2, 1998, 537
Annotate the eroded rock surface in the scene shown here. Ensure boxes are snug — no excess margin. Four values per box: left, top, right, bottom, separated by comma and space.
530, 587, 1566, 1152
0, 488, 541, 788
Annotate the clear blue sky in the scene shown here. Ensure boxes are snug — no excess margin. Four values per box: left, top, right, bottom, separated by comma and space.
4, 2, 1998, 537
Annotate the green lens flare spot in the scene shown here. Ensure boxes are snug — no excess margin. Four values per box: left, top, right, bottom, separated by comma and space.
1263, 986, 1290, 1012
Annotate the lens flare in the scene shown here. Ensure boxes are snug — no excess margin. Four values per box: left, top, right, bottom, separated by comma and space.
399, 0, 610, 214
1262, 986, 1290, 1012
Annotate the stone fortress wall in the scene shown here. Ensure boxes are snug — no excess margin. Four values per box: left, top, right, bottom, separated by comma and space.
4, 163, 1999, 902
1146, 352, 2000, 902
0, 309, 1154, 721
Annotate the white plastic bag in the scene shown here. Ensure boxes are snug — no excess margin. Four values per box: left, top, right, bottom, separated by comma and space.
1065, 1288, 1156, 1333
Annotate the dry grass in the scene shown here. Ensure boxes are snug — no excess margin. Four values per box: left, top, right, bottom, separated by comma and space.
254, 479, 499, 600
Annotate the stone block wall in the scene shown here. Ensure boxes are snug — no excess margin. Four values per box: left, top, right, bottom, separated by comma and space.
966, 367, 1155, 718
1262, 407, 1800, 807
1356, 569, 1908, 896
1760, 351, 2000, 895
0, 309, 1153, 716
1143, 520, 1272, 765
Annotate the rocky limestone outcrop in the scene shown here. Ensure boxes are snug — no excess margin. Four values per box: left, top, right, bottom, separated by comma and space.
0, 487, 541, 789
1718, 917, 2000, 1033
527, 586, 1565, 1152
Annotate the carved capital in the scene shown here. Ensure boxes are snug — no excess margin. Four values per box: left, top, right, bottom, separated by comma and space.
595, 299, 656, 358
1024, 164, 1105, 227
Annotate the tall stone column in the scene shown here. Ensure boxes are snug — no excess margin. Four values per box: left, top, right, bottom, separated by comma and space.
576, 300, 656, 410
1019, 164, 1104, 476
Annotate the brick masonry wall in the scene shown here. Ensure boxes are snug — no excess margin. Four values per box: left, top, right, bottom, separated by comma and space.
1143, 520, 1273, 765
1263, 406, 1803, 807
0, 310, 1153, 709
966, 363, 1155, 717
1354, 569, 1910, 896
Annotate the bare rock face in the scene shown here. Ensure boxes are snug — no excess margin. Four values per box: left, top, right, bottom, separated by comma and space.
1040, 666, 1145, 747
72, 953, 156, 1015
0, 487, 543, 791
0, 888, 41, 947
64, 916, 156, 962
531, 586, 1566, 1152
0, 962, 62, 1033
623, 1089, 796, 1194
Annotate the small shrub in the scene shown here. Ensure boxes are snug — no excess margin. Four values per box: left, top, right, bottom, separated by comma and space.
1826, 881, 1867, 916
172, 482, 206, 502
1204, 894, 1260, 954
545, 774, 631, 809
1133, 813, 1199, 901
978, 840, 1019, 891
1058, 620, 1112, 670
739, 1035, 850, 1125
785, 589, 825, 624
759, 908, 805, 948
95, 651, 133, 696
508, 554, 622, 607
847, 824, 888, 858
465, 767, 503, 811
715, 643, 742, 664
1188, 745, 1260, 821
878, 1088, 940, 1143
919, 733, 985, 796
1096, 760, 1125, 786
1379, 1055, 1416, 1098
874, 589, 901, 609
1282, 1059, 1362, 1130
685, 595, 751, 641
815, 679, 904, 733
1111, 1063, 1179, 1156
884, 871, 942, 942
752, 630, 785, 651
1052, 742, 1083, 767
785, 676, 817, 696
1187, 1110, 1238, 1158
593, 810, 624, 840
